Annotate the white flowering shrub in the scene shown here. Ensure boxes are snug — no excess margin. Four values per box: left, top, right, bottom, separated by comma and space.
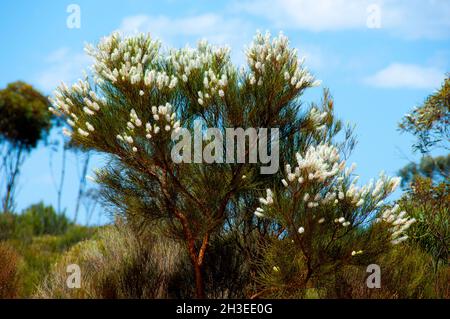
255, 143, 413, 245
253, 143, 417, 297
50, 31, 413, 298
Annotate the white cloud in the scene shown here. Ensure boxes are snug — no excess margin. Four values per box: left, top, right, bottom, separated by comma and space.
35, 48, 91, 92
236, 0, 368, 32
117, 13, 254, 65
381, 0, 450, 39
235, 0, 450, 39
364, 63, 445, 89
120, 14, 226, 39
119, 13, 251, 48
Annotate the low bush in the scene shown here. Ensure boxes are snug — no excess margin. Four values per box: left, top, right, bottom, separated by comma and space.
326, 244, 449, 299
6, 225, 96, 297
36, 223, 183, 298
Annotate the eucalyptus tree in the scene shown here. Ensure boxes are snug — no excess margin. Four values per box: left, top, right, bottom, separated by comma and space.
0, 81, 52, 213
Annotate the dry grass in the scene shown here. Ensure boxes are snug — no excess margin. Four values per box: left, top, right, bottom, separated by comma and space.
328, 245, 450, 299
0, 241, 21, 298
35, 223, 184, 298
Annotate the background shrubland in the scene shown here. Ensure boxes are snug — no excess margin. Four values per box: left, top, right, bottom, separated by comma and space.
0, 203, 95, 297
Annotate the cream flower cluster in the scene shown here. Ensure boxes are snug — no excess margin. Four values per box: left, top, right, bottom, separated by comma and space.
85, 32, 161, 86
116, 103, 181, 152
279, 144, 401, 209
334, 216, 351, 227
253, 189, 274, 218
116, 108, 142, 152
50, 78, 106, 139
197, 69, 229, 105
246, 31, 320, 88
376, 204, 416, 245
169, 42, 231, 105
254, 143, 409, 243
169, 40, 230, 81
254, 144, 342, 219
143, 70, 178, 90
308, 107, 328, 132
149, 103, 180, 135
285, 144, 342, 186
351, 250, 363, 256
51, 32, 185, 145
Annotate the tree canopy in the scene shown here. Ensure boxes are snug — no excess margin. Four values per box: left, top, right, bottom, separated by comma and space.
0, 81, 52, 149
399, 76, 449, 153
398, 154, 450, 187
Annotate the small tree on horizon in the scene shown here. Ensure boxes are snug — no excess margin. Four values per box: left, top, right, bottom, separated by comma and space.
0, 81, 52, 214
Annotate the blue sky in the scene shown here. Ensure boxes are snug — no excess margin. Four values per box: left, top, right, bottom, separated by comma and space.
0, 0, 448, 225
